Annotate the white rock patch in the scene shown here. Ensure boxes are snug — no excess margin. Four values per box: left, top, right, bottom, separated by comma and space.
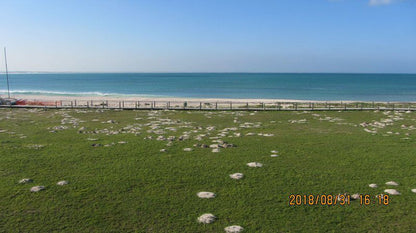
229, 173, 244, 180
270, 154, 279, 157
270, 150, 278, 153
30, 186, 45, 192
197, 192, 216, 199
197, 213, 216, 224
411, 189, 416, 193
224, 225, 244, 233
369, 184, 378, 188
212, 148, 220, 153
385, 181, 399, 186
57, 180, 69, 186
384, 189, 400, 195
183, 148, 193, 152
19, 178, 33, 184
351, 193, 360, 200
247, 162, 263, 167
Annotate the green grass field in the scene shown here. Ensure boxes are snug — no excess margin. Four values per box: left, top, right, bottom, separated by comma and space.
1, 108, 415, 232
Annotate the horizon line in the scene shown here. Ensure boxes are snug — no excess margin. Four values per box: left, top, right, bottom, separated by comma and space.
1, 71, 415, 75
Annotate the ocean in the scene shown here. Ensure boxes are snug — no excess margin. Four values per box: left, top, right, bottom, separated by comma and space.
1, 73, 416, 101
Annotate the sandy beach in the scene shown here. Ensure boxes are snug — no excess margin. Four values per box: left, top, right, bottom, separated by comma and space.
10, 94, 356, 104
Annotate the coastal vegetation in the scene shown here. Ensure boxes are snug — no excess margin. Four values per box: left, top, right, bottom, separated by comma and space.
1, 108, 415, 232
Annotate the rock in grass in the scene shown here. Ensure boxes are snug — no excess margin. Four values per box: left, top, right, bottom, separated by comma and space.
197, 192, 216, 199
57, 180, 69, 186
369, 184, 378, 188
197, 213, 216, 224
212, 148, 220, 153
411, 189, 416, 193
183, 148, 193, 152
247, 162, 263, 168
270, 154, 279, 157
385, 181, 399, 186
229, 173, 244, 180
160, 149, 167, 152
271, 150, 278, 153
30, 186, 45, 192
384, 189, 400, 195
224, 225, 244, 233
351, 193, 360, 200
19, 178, 33, 184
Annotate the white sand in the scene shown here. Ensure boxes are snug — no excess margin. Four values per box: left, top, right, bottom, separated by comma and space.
11, 94, 337, 103
197, 213, 216, 224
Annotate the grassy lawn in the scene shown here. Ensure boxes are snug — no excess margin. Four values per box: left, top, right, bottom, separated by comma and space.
0, 108, 415, 232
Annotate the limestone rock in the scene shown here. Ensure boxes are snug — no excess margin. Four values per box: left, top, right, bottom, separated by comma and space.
197, 192, 216, 199
197, 213, 216, 224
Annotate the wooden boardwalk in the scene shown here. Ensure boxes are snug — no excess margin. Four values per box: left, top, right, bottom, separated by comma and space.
1, 99, 416, 111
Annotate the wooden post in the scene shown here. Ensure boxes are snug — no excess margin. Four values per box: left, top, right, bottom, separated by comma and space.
246, 102, 249, 110
153, 101, 155, 109
312, 102, 314, 110
74, 100, 77, 107
87, 101, 89, 108
392, 103, 395, 110
168, 101, 170, 109
278, 102, 281, 111
216, 102, 218, 110
137, 101, 140, 108
230, 102, 232, 110
71, 101, 73, 108
295, 103, 298, 111
122, 101, 125, 108
60, 100, 62, 107
262, 102, 265, 110
200, 102, 202, 110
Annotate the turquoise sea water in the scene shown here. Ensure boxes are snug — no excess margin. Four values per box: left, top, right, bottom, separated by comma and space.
1, 73, 416, 101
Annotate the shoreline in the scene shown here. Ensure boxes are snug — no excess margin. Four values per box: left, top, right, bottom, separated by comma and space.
1, 94, 387, 104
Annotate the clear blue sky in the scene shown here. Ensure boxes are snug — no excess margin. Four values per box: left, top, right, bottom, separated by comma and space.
0, 0, 415, 73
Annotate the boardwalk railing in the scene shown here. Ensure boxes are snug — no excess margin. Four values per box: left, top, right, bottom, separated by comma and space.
1, 100, 416, 111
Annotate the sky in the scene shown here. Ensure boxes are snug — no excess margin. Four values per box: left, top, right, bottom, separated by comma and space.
0, 0, 415, 73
